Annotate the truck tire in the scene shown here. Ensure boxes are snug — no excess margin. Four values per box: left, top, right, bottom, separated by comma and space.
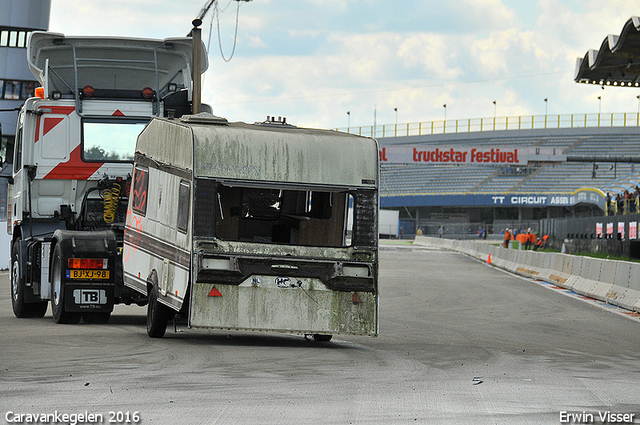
11, 240, 47, 318
50, 244, 81, 324
147, 285, 171, 338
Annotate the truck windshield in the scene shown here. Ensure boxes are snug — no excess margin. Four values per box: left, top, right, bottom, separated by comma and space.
83, 119, 146, 162
193, 179, 377, 248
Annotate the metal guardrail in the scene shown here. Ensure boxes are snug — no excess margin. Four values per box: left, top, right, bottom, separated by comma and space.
336, 112, 640, 138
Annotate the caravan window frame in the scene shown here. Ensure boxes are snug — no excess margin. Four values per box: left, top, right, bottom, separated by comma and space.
177, 180, 190, 233
193, 178, 377, 249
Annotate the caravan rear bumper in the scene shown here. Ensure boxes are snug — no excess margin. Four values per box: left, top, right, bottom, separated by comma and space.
189, 277, 378, 336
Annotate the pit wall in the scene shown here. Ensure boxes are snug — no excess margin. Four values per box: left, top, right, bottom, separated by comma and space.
413, 236, 640, 313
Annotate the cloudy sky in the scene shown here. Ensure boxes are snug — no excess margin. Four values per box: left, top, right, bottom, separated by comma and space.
49, 0, 640, 131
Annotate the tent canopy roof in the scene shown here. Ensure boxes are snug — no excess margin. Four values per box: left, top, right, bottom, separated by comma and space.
575, 16, 640, 87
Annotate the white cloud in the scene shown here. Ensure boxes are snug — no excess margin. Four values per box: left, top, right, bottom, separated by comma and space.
247, 36, 268, 49
397, 33, 464, 81
448, 0, 519, 31
48, 0, 640, 129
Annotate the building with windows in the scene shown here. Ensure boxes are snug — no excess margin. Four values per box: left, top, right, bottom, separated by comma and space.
0, 0, 50, 150
0, 0, 50, 267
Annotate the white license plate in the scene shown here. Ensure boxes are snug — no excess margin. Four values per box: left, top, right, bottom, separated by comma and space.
73, 289, 108, 305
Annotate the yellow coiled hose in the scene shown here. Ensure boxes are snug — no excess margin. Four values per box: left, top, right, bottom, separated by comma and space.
102, 183, 121, 224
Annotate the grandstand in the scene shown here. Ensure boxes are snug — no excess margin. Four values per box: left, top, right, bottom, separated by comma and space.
374, 15, 640, 240
376, 123, 640, 237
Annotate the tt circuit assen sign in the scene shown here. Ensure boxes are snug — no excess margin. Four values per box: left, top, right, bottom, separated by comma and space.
380, 189, 606, 209
379, 146, 524, 164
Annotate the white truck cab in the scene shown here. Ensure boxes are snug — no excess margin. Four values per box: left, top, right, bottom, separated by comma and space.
6, 31, 207, 323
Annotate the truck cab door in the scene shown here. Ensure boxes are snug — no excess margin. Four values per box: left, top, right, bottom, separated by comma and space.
10, 121, 26, 227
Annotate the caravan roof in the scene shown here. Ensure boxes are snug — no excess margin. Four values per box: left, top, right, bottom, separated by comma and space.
136, 115, 379, 188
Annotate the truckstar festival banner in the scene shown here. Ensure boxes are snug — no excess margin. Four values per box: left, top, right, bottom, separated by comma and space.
379, 146, 524, 164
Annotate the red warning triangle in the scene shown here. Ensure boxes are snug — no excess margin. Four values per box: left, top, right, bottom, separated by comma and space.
112, 109, 125, 116
208, 287, 222, 297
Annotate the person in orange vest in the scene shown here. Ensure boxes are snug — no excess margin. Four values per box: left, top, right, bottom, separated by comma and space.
523, 228, 534, 250
503, 228, 512, 248
534, 234, 549, 251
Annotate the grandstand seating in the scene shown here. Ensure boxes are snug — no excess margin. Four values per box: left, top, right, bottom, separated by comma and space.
379, 128, 640, 199
380, 164, 496, 195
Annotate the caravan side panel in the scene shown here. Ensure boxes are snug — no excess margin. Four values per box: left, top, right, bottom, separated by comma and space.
123, 157, 193, 311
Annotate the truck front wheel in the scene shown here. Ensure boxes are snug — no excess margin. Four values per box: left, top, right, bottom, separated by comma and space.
50, 244, 81, 324
147, 285, 171, 338
11, 240, 47, 318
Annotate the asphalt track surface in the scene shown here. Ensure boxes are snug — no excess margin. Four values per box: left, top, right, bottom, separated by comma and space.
1, 243, 639, 425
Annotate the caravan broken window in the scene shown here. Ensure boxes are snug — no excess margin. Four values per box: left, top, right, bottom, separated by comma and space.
193, 179, 366, 247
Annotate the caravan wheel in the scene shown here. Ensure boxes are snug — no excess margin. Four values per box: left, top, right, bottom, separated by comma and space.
147, 285, 171, 338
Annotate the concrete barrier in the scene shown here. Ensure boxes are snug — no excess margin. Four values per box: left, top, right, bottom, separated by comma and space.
599, 260, 617, 285
515, 251, 542, 279
627, 263, 640, 313
570, 255, 585, 280
413, 235, 640, 314
546, 254, 571, 288
573, 259, 613, 301
606, 262, 633, 309
557, 257, 572, 287
537, 254, 555, 282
